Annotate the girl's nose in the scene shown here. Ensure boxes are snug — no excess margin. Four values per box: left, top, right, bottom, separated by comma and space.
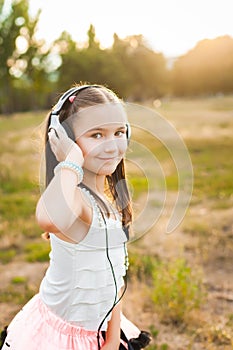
104, 138, 118, 153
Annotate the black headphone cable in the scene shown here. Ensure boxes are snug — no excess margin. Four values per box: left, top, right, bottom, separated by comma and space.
97, 210, 128, 350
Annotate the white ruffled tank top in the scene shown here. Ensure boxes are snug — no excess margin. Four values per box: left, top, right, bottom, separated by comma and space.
39, 187, 128, 331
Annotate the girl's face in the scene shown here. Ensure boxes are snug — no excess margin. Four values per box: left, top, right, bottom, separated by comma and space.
72, 103, 128, 175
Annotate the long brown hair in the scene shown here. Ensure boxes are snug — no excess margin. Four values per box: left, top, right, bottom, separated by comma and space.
44, 84, 132, 235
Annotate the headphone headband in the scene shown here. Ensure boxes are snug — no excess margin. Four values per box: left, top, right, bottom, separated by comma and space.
51, 85, 101, 116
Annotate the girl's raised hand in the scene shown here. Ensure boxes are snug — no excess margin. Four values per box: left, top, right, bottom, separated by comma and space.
48, 123, 84, 164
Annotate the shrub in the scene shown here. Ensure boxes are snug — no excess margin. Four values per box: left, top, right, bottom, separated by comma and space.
151, 257, 205, 324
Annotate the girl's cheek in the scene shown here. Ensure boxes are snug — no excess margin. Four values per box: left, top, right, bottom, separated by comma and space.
76, 139, 94, 155
82, 142, 101, 157
119, 139, 128, 153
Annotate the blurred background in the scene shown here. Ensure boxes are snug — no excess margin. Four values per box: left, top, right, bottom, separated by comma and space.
1, 1, 233, 349
1, 0, 233, 112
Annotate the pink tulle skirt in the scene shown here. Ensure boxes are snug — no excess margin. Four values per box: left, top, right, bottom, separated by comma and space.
2, 294, 140, 350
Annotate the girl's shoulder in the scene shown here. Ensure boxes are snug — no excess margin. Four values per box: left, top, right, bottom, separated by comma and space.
79, 186, 122, 223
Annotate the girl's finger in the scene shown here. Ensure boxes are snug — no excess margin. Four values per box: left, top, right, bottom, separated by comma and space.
48, 127, 59, 139
48, 128, 55, 137
48, 129, 59, 142
48, 131, 58, 148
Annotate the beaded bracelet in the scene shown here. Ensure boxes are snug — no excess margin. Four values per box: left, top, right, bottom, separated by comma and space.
54, 161, 84, 184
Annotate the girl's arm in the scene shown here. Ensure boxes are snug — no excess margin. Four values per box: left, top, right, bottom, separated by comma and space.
102, 302, 121, 350
36, 127, 86, 239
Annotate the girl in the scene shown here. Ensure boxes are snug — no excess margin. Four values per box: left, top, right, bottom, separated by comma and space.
1, 84, 151, 350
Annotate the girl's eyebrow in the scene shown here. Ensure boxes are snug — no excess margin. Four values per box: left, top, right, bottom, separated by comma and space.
87, 126, 127, 132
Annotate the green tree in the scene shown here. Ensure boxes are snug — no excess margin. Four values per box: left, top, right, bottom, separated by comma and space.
112, 34, 169, 100
172, 35, 233, 96
54, 26, 169, 101
54, 31, 84, 90
56, 25, 125, 96
87, 24, 99, 49
0, 0, 53, 113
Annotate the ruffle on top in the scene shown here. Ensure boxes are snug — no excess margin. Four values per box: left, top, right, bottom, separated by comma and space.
39, 187, 128, 331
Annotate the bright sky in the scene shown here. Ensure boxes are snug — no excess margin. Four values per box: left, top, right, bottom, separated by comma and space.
30, 0, 233, 57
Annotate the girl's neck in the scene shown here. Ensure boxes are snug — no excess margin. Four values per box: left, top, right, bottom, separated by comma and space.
82, 171, 105, 198
80, 174, 114, 219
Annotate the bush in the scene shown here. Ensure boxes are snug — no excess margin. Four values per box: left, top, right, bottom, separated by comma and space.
151, 257, 205, 324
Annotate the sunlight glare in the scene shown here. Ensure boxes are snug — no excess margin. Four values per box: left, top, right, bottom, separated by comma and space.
15, 36, 29, 54
29, 0, 233, 57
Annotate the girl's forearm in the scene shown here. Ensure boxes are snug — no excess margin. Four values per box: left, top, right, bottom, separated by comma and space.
36, 151, 84, 233
104, 303, 121, 348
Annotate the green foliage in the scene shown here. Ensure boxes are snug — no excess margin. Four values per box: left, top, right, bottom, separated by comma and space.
24, 241, 50, 262
0, 174, 35, 194
0, 0, 54, 113
1, 3, 169, 113
226, 314, 233, 327
187, 138, 233, 200
149, 325, 159, 338
1, 5, 233, 114
56, 32, 169, 100
11, 276, 27, 284
0, 112, 44, 252
0, 158, 37, 220
151, 258, 205, 324
182, 220, 211, 236
172, 36, 233, 96
0, 249, 16, 264
145, 325, 170, 350
128, 253, 205, 325
128, 252, 157, 279
0, 284, 34, 304
128, 176, 149, 199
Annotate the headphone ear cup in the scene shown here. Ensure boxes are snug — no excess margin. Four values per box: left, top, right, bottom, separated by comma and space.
126, 123, 131, 144
61, 120, 76, 141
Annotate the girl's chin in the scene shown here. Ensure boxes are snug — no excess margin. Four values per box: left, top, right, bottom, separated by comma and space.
84, 160, 121, 176
97, 165, 118, 175
87, 165, 118, 176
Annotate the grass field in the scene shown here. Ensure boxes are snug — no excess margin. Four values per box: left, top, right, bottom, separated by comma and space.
0, 95, 233, 349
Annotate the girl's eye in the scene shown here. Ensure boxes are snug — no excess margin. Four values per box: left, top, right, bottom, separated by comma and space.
91, 133, 102, 139
90, 130, 126, 138
115, 130, 125, 137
